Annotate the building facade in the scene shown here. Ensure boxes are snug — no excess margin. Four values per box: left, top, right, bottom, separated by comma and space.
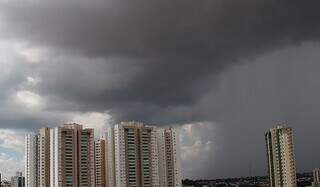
157, 128, 182, 187
95, 139, 107, 187
50, 124, 95, 187
265, 125, 297, 187
114, 122, 161, 187
110, 122, 182, 187
38, 128, 50, 187
25, 134, 38, 187
313, 168, 320, 187
106, 128, 115, 187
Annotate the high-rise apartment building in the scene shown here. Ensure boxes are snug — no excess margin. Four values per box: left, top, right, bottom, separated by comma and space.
25, 134, 38, 187
50, 123, 95, 187
25, 128, 50, 187
313, 168, 320, 187
265, 125, 297, 187
95, 139, 107, 187
157, 128, 182, 187
106, 128, 115, 187
111, 122, 182, 187
38, 128, 50, 187
114, 122, 160, 187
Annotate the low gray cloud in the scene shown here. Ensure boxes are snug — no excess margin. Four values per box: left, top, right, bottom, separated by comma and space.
0, 0, 320, 178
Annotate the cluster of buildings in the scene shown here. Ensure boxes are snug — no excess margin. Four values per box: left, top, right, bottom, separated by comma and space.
24, 121, 182, 187
0, 172, 25, 187
4, 122, 320, 187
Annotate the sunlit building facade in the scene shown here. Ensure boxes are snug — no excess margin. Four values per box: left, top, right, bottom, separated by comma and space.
265, 125, 297, 187
50, 124, 95, 187
25, 134, 38, 187
313, 168, 320, 187
111, 122, 182, 187
157, 128, 182, 187
38, 127, 50, 187
114, 122, 160, 187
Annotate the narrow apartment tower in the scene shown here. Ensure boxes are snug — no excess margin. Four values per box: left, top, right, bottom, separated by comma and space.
50, 124, 95, 187
106, 128, 115, 187
313, 168, 320, 187
157, 129, 167, 187
38, 127, 50, 187
265, 125, 297, 187
25, 134, 38, 187
114, 122, 160, 187
95, 139, 106, 187
157, 128, 182, 187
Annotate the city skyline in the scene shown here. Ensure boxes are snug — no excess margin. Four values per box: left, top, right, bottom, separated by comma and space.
0, 121, 318, 181
23, 122, 182, 187
1, 0, 320, 180
1, 123, 319, 187
0, 120, 320, 180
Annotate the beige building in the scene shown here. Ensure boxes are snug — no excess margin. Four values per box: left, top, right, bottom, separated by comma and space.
95, 139, 107, 187
106, 128, 115, 187
50, 123, 95, 187
313, 168, 320, 187
114, 122, 160, 187
110, 122, 182, 187
265, 125, 297, 187
157, 128, 182, 187
25, 134, 38, 187
38, 127, 50, 187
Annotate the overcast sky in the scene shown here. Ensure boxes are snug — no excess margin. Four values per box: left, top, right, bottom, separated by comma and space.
0, 0, 320, 179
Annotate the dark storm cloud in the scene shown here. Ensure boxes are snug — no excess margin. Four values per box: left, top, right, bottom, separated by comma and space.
1, 0, 320, 178
1, 0, 320, 123
191, 43, 320, 178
